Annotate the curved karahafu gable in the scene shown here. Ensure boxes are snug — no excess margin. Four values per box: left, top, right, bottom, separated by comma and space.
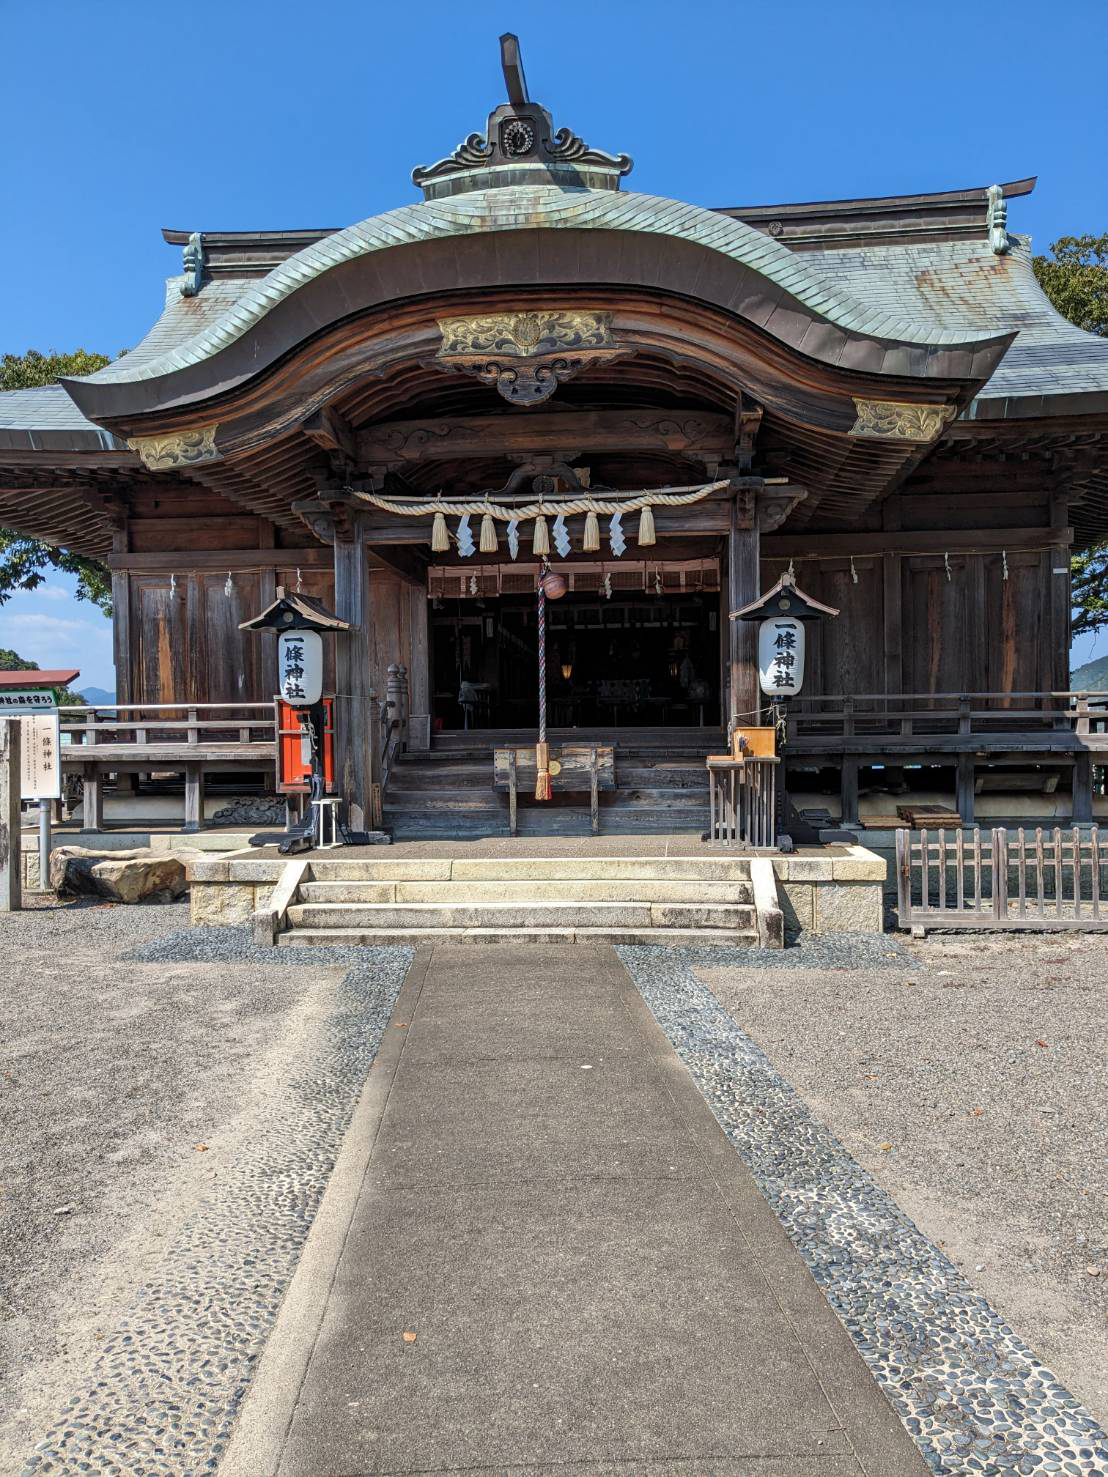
61, 185, 1014, 427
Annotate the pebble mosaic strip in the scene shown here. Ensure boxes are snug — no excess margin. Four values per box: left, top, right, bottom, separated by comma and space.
23, 935, 413, 1477
617, 944, 1108, 1477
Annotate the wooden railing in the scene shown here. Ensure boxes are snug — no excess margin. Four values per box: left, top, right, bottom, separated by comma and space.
59, 702, 278, 832
787, 691, 1108, 748
897, 825, 1108, 932
59, 702, 278, 752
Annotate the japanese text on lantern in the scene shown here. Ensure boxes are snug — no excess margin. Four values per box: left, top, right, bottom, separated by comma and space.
757, 616, 805, 697
277, 630, 323, 706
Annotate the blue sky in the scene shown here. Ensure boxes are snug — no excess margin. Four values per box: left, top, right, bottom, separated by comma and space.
2, 0, 1106, 687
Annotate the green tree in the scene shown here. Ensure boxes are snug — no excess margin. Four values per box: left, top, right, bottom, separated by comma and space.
1033, 234, 1108, 336
1033, 236, 1108, 641
0, 349, 113, 614
0, 647, 39, 670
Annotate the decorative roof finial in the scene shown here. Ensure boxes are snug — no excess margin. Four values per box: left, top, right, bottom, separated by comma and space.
412, 34, 632, 200
500, 32, 529, 106
180, 232, 205, 297
986, 184, 1010, 255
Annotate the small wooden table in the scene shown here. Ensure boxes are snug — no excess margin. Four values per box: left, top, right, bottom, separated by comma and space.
493, 744, 616, 835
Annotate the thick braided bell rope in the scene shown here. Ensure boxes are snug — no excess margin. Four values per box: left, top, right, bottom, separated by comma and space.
537, 576, 547, 744
349, 479, 729, 521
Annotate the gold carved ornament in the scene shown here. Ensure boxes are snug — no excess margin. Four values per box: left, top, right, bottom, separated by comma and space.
436, 311, 627, 406
850, 399, 956, 443
126, 423, 221, 470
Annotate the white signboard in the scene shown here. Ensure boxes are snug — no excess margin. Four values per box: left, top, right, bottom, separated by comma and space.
278, 630, 323, 706
0, 688, 56, 714
0, 691, 62, 799
758, 616, 805, 697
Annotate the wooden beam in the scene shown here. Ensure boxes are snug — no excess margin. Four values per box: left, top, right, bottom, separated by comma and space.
367, 545, 430, 587
765, 527, 1073, 557
357, 409, 735, 466
302, 406, 359, 465
107, 548, 332, 571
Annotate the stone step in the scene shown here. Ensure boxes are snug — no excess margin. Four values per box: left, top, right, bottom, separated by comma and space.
279, 925, 758, 949
298, 878, 755, 904
285, 900, 756, 930
302, 856, 754, 882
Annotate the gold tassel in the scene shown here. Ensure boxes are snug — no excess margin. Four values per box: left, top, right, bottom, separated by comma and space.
583, 508, 600, 553
532, 514, 550, 556
534, 740, 552, 801
431, 507, 449, 553
480, 510, 498, 553
637, 503, 656, 547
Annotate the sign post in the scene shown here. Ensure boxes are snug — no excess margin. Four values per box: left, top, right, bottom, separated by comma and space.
0, 689, 62, 892
0, 718, 21, 911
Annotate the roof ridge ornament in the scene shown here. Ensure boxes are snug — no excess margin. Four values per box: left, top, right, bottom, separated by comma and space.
986, 184, 1010, 255
180, 232, 205, 297
411, 33, 632, 200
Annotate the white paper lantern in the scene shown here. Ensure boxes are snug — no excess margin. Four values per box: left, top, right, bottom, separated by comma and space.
758, 616, 805, 697
278, 629, 323, 706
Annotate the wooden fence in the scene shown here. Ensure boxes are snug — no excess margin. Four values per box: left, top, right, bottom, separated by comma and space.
896, 825, 1108, 931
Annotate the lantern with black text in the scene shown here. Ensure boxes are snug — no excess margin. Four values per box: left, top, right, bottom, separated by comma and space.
758, 616, 805, 697
278, 629, 323, 706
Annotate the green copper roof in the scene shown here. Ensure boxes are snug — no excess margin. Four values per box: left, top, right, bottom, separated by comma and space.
81, 185, 1003, 392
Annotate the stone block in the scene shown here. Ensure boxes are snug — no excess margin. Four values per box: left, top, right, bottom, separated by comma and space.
191, 880, 257, 926
813, 882, 884, 934
831, 847, 887, 882
778, 881, 814, 932
187, 858, 231, 882
779, 856, 834, 882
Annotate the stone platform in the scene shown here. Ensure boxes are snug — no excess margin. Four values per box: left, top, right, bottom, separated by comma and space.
188, 839, 886, 945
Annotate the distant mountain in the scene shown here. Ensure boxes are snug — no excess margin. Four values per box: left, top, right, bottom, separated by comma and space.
78, 685, 116, 705
1071, 654, 1108, 689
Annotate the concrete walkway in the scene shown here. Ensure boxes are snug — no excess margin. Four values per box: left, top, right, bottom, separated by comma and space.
224, 945, 926, 1476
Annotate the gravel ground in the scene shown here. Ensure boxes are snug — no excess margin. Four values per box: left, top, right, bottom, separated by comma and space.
693, 931, 1108, 1431
0, 897, 409, 1474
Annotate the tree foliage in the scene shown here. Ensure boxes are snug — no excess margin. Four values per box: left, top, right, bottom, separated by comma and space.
1072, 542, 1108, 638
1032, 234, 1108, 337
1033, 236, 1108, 640
0, 348, 110, 391
0, 349, 113, 615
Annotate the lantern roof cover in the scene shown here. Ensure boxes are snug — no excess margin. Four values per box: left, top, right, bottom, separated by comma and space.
238, 592, 350, 632
731, 573, 840, 623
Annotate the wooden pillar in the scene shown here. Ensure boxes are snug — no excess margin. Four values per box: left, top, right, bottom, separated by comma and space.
0, 719, 21, 911
334, 527, 379, 832
956, 753, 976, 825
80, 763, 104, 833
183, 763, 205, 833
1072, 753, 1094, 824
728, 495, 760, 729
839, 757, 859, 827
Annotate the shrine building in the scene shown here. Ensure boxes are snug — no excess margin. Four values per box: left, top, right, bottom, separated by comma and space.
1, 34, 1106, 841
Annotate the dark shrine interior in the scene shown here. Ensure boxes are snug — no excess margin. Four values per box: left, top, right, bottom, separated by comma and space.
430, 591, 721, 730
